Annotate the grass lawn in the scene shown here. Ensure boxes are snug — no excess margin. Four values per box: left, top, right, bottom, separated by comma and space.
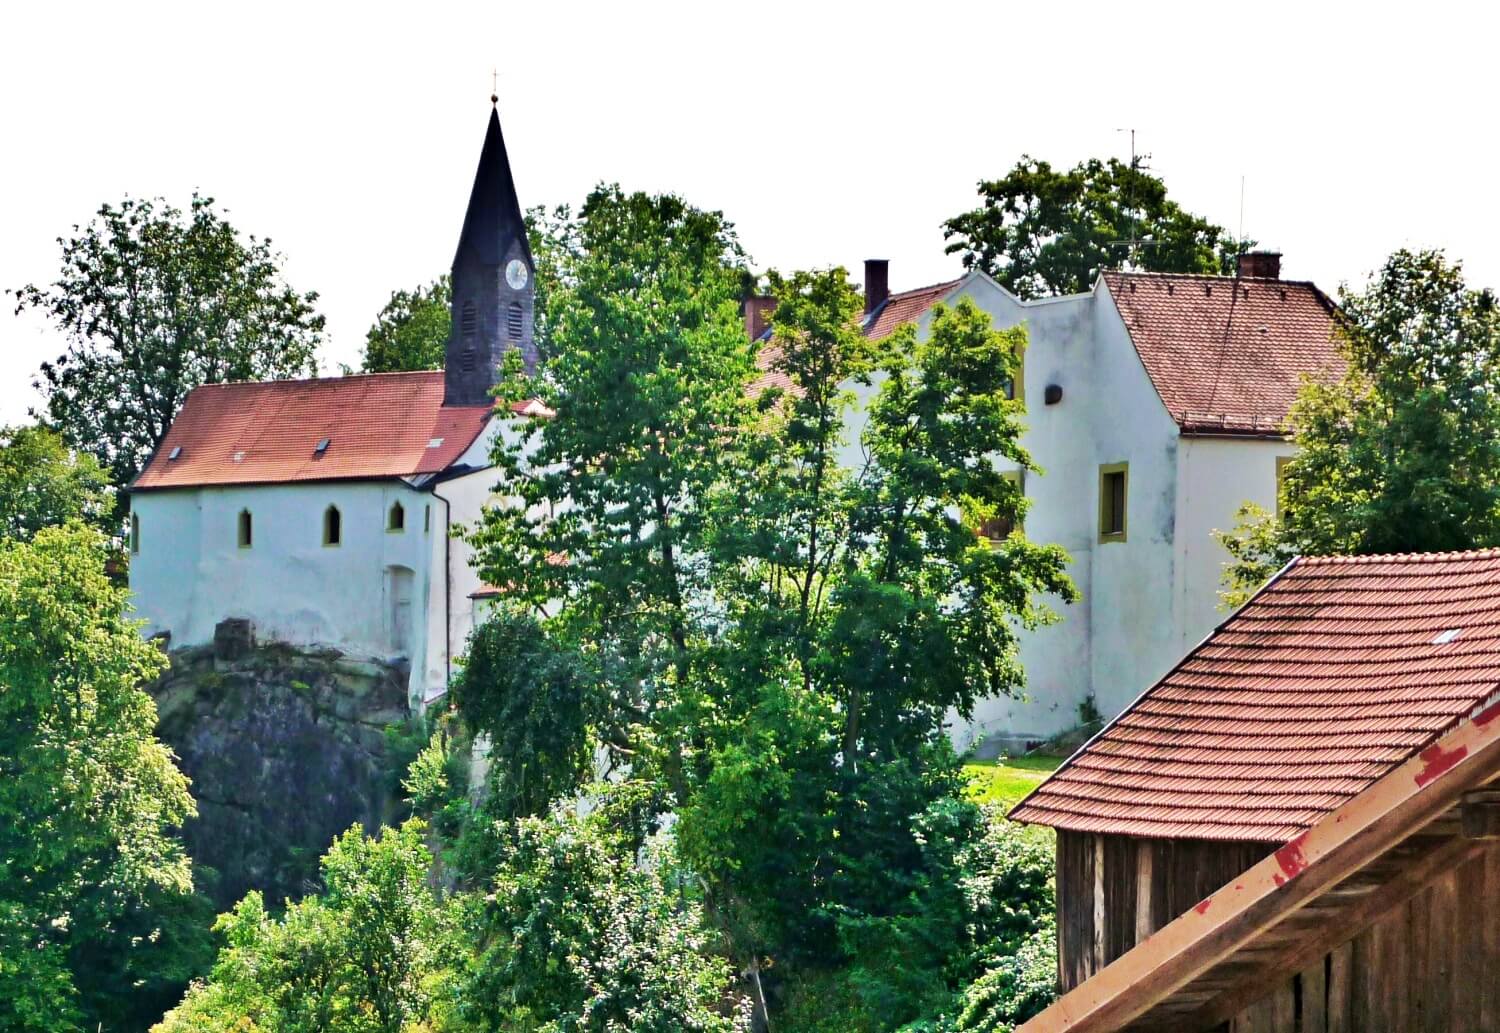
963, 753, 1065, 811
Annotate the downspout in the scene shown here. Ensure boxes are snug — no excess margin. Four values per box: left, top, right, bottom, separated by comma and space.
429, 484, 453, 692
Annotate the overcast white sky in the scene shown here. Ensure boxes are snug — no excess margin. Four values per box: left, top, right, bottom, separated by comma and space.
2, 0, 1495, 424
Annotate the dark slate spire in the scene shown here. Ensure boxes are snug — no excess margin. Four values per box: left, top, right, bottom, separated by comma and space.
444, 102, 537, 406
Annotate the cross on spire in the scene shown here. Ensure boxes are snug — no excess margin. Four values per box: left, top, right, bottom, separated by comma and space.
490, 68, 498, 105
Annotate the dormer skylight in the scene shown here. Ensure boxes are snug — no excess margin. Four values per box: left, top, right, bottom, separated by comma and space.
315, 438, 331, 454
168, 446, 182, 460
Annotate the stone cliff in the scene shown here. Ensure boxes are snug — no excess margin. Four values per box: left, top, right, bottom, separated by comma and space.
148, 620, 414, 909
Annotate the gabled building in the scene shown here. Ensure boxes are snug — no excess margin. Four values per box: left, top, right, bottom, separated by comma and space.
817, 255, 1341, 748
127, 102, 542, 705
1011, 549, 1500, 1032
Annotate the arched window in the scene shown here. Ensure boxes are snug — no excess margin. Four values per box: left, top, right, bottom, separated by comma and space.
238, 509, 253, 548
323, 505, 342, 546
130, 512, 140, 554
507, 301, 524, 340
387, 500, 405, 532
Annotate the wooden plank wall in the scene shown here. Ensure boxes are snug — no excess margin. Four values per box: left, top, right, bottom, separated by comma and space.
1057, 831, 1500, 1031
1057, 831, 1275, 992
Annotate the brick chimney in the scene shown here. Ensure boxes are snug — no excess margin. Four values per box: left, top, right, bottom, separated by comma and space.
743, 295, 777, 341
1237, 251, 1282, 280
864, 259, 890, 314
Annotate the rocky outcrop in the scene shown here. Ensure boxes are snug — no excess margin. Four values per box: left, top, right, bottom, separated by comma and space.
149, 624, 414, 910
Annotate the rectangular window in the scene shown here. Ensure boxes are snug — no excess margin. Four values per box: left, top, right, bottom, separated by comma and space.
1099, 463, 1128, 543
1275, 455, 1293, 517
978, 470, 1025, 544
424, 505, 431, 534
1002, 342, 1025, 403
238, 510, 253, 549
130, 513, 140, 554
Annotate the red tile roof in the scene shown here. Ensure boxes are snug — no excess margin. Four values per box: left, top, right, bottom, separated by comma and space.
132, 372, 495, 490
1101, 271, 1342, 436
864, 279, 961, 341
750, 279, 961, 396
1010, 550, 1500, 842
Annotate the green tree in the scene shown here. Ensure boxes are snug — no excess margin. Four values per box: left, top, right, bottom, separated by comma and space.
0, 425, 111, 541
155, 821, 463, 1033
360, 276, 451, 373
462, 789, 749, 1033
12, 194, 323, 497
463, 184, 754, 801
1218, 249, 1500, 605
461, 224, 1073, 1026
942, 156, 1244, 298
0, 523, 198, 1031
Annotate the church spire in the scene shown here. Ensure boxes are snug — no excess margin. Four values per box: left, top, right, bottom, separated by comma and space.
443, 101, 536, 407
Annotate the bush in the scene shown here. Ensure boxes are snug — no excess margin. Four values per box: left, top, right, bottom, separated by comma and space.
461, 786, 750, 1033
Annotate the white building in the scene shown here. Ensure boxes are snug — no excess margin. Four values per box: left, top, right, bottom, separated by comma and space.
813, 253, 1340, 750
129, 99, 1340, 743
128, 102, 542, 706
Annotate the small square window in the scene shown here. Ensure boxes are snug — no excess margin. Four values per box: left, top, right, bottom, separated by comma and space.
1099, 463, 1128, 543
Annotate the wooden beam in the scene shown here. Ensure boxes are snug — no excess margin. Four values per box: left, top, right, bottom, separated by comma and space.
1178, 833, 1487, 1030
1462, 788, 1500, 839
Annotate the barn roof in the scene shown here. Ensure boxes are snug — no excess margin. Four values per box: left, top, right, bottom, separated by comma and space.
131, 372, 502, 490
1010, 550, 1500, 842
1016, 690, 1500, 1032
1100, 270, 1341, 437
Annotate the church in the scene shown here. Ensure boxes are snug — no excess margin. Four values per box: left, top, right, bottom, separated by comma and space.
128, 100, 1343, 749
126, 102, 542, 707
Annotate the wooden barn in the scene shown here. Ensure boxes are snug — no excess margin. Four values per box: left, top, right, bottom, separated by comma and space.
1010, 549, 1500, 1032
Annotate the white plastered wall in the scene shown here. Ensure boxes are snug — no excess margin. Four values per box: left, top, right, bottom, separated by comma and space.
1173, 436, 1295, 652
129, 479, 440, 702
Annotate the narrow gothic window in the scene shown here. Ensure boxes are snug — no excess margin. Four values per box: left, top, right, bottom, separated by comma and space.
130, 513, 140, 554
507, 301, 523, 340
388, 501, 405, 532
423, 505, 431, 534
238, 509, 253, 548
323, 505, 342, 546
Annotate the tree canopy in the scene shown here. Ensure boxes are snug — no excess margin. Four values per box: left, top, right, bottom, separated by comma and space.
458, 183, 1075, 1027
360, 276, 451, 373
0, 523, 199, 1031
1219, 248, 1500, 605
942, 156, 1243, 298
12, 194, 323, 496
0, 425, 111, 542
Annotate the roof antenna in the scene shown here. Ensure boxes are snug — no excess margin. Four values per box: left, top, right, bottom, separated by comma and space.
490, 68, 499, 106
1109, 129, 1155, 270
1238, 175, 1246, 255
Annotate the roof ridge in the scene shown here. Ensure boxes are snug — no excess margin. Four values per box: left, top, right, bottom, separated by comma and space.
1294, 548, 1500, 566
1104, 268, 1323, 290
888, 277, 962, 299
196, 369, 444, 390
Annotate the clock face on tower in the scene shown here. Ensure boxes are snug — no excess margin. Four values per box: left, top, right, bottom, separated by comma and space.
505, 259, 530, 290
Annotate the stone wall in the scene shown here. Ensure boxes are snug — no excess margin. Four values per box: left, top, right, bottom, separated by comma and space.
149, 620, 414, 909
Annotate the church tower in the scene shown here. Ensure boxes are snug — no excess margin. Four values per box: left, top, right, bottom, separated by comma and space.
443, 100, 536, 406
